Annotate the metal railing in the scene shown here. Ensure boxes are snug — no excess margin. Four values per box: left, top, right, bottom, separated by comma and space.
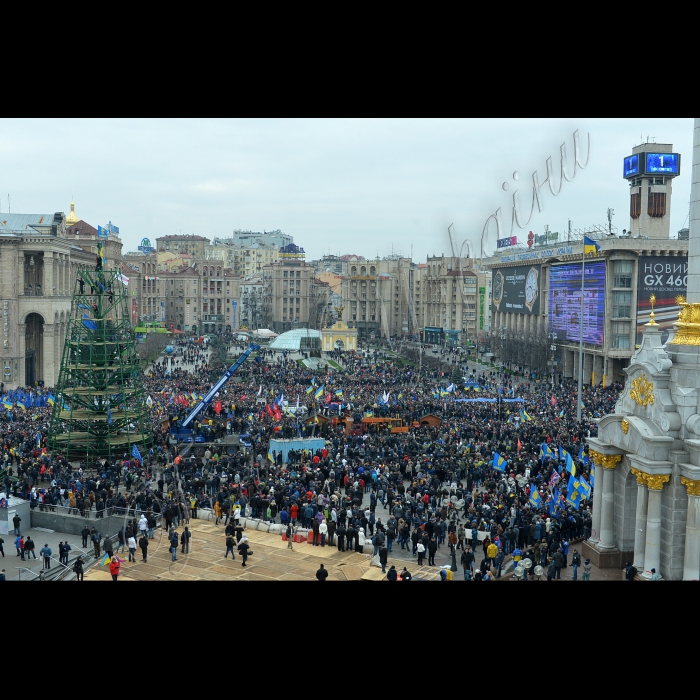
16, 567, 43, 581
31, 502, 161, 520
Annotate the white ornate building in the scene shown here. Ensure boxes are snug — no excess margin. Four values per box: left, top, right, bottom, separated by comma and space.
0, 204, 122, 388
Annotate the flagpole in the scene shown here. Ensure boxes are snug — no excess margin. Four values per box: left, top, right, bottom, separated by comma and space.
576, 244, 585, 423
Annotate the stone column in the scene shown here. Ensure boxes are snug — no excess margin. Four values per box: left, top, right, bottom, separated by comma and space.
630, 468, 649, 571
589, 450, 603, 544
18, 323, 26, 388
583, 352, 593, 385
592, 355, 603, 386
682, 477, 700, 580
642, 474, 670, 579
44, 253, 55, 297
43, 325, 55, 387
598, 454, 621, 550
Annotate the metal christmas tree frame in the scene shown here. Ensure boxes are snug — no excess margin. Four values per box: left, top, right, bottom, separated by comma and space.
47, 248, 153, 461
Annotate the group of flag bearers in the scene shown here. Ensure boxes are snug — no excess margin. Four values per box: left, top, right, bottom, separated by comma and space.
492, 442, 593, 516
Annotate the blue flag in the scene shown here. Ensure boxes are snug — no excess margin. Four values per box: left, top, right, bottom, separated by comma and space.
108, 408, 113, 425
492, 452, 507, 472
567, 474, 582, 510
529, 484, 541, 509
566, 452, 575, 476
578, 475, 591, 501
578, 445, 589, 465
549, 488, 558, 516
132, 444, 142, 461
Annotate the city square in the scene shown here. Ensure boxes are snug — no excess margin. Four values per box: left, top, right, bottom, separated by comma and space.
0, 118, 698, 582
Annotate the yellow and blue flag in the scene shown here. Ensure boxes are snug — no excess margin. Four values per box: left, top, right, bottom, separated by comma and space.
578, 475, 592, 501
578, 445, 588, 464
519, 408, 528, 422
566, 451, 575, 476
267, 450, 274, 463
305, 384, 314, 394
583, 235, 600, 256
567, 474, 582, 510
529, 485, 541, 509
492, 452, 507, 472
16, 401, 26, 411
314, 385, 325, 400
101, 553, 111, 566
97, 225, 109, 239
590, 465, 595, 489
2, 401, 12, 410
47, 395, 55, 406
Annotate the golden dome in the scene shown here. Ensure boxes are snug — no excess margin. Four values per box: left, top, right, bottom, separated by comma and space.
66, 200, 79, 226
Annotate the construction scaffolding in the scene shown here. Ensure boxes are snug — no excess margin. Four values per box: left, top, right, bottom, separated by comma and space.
47, 246, 153, 461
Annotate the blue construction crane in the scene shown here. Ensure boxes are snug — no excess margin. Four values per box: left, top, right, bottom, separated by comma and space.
170, 343, 260, 442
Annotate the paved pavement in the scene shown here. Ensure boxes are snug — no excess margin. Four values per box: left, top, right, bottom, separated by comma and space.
1, 524, 92, 581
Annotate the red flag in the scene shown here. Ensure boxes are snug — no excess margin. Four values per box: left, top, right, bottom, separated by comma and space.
550, 395, 556, 406
274, 407, 282, 421
266, 404, 274, 417
214, 400, 222, 415
517, 438, 522, 453
326, 393, 331, 404
239, 395, 246, 401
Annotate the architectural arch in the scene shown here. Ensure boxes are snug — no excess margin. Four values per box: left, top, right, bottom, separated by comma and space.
24, 312, 45, 385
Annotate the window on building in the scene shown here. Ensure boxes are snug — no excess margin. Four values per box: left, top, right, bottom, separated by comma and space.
630, 192, 641, 219
613, 291, 632, 318
612, 321, 631, 348
648, 191, 666, 218
613, 260, 633, 288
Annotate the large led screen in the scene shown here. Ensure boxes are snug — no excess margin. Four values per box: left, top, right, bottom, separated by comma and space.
645, 152, 680, 175
636, 255, 687, 344
623, 154, 639, 178
492, 264, 541, 315
549, 261, 605, 345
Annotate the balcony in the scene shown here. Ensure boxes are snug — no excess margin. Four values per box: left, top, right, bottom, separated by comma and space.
203, 314, 224, 322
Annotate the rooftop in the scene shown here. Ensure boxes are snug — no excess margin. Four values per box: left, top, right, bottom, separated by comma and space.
269, 328, 321, 351
156, 234, 210, 242
0, 213, 58, 235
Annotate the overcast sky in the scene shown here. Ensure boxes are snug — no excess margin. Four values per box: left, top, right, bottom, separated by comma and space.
0, 118, 693, 263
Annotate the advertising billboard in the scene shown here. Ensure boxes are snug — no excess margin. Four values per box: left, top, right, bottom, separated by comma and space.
637, 255, 687, 344
497, 236, 518, 249
492, 265, 541, 315
549, 261, 606, 345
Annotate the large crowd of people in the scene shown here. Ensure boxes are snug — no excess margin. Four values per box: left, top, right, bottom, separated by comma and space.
1, 330, 623, 579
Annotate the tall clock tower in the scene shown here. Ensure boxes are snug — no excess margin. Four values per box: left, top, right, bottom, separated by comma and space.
623, 142, 680, 239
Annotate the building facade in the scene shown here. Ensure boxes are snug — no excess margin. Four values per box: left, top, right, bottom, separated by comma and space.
210, 240, 279, 277
0, 209, 122, 388
262, 245, 318, 334
123, 252, 161, 328
156, 234, 211, 259
486, 139, 685, 383
339, 256, 416, 340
